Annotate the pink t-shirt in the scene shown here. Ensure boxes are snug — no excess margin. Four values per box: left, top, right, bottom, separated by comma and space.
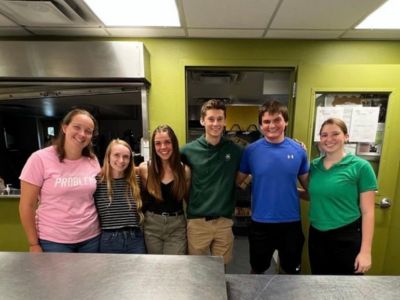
20, 146, 101, 243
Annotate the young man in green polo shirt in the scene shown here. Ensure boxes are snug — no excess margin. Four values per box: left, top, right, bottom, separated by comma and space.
181, 99, 243, 264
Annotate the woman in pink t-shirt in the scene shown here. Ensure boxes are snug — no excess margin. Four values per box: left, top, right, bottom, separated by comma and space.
19, 108, 101, 252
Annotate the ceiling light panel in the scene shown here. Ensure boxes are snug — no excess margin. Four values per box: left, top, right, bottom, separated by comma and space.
83, 0, 180, 26
107, 27, 185, 37
356, 0, 400, 29
188, 29, 264, 38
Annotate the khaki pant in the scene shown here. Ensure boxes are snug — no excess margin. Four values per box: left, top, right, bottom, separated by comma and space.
144, 211, 187, 254
187, 217, 234, 264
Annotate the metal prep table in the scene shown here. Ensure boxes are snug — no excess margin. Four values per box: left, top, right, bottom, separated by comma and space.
1, 252, 400, 300
226, 274, 400, 300
0, 252, 227, 300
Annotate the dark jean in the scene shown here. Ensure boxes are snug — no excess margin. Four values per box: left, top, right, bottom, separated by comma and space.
99, 227, 146, 254
39, 234, 100, 253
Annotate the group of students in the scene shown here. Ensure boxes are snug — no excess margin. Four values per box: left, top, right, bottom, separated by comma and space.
18, 98, 377, 276
19, 110, 190, 256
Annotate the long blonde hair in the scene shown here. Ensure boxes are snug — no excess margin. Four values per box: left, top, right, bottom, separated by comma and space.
99, 139, 143, 224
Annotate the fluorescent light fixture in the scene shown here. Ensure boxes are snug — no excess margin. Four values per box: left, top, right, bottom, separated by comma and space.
356, 0, 400, 29
84, 0, 180, 27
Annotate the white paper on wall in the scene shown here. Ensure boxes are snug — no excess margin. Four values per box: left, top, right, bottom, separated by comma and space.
314, 106, 345, 141
349, 107, 380, 142
314, 106, 380, 143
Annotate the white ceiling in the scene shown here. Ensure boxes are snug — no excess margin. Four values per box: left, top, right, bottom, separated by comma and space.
0, 0, 399, 40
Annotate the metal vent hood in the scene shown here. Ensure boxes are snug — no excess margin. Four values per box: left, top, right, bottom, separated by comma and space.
187, 70, 291, 106
0, 41, 151, 83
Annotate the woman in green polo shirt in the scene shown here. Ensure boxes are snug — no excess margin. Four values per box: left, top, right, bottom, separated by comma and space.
308, 118, 377, 275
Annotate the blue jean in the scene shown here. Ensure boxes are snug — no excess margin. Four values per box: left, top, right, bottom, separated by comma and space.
39, 235, 100, 253
99, 227, 146, 254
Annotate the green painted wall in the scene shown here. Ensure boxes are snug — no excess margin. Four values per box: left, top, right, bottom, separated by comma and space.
0, 197, 28, 251
134, 39, 400, 143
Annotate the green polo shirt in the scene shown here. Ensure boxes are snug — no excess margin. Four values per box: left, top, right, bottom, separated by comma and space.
181, 135, 243, 219
308, 153, 377, 231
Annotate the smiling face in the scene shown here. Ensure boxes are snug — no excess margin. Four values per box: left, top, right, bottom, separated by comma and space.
62, 113, 94, 153
154, 131, 173, 161
260, 112, 287, 143
201, 109, 226, 141
319, 123, 349, 155
109, 143, 131, 178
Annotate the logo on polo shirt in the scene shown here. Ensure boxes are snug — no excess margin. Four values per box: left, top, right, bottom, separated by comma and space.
287, 154, 294, 159
225, 153, 231, 161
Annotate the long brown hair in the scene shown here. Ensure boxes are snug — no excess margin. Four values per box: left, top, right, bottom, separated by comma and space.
146, 125, 187, 202
53, 108, 98, 162
99, 139, 144, 224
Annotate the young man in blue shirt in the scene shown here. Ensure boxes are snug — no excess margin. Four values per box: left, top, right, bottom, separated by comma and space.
237, 100, 309, 274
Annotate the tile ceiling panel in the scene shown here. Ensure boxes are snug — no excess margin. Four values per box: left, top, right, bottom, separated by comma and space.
0, 0, 397, 40
183, 0, 280, 28
107, 27, 185, 37
265, 29, 344, 39
342, 29, 400, 40
270, 0, 386, 30
28, 27, 108, 36
188, 29, 264, 38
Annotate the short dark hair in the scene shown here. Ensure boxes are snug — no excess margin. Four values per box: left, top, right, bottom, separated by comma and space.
258, 100, 288, 125
200, 99, 226, 120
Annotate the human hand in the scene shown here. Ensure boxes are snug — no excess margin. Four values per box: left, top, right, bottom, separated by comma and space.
354, 251, 371, 273
29, 244, 43, 253
293, 138, 307, 151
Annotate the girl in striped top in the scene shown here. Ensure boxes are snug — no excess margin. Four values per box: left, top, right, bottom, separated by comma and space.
94, 139, 145, 253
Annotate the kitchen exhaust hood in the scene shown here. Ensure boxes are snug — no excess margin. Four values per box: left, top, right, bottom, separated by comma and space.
0, 41, 151, 83
187, 69, 292, 106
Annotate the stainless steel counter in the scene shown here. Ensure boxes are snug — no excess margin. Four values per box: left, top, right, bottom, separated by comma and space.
0, 194, 20, 199
0, 252, 227, 300
2, 252, 400, 300
226, 274, 400, 300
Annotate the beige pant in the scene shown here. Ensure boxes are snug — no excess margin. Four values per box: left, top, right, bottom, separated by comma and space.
187, 217, 234, 264
144, 211, 187, 255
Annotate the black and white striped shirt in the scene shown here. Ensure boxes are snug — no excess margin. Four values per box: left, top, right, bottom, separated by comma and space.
94, 177, 140, 229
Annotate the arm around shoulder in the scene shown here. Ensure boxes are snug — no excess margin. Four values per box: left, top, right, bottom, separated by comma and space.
184, 164, 191, 191
138, 161, 148, 186
236, 171, 251, 190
